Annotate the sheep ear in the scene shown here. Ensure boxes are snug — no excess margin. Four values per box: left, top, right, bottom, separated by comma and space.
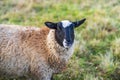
45, 22, 57, 29
73, 18, 86, 28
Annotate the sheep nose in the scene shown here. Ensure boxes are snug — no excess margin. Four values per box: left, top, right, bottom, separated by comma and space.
65, 40, 71, 44
63, 39, 72, 48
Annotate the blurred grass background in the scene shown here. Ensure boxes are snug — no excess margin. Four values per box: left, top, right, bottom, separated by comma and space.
0, 0, 120, 80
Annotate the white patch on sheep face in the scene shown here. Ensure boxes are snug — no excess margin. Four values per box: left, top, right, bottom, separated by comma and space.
61, 20, 72, 28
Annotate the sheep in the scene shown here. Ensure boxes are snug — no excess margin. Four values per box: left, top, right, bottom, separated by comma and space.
0, 18, 86, 80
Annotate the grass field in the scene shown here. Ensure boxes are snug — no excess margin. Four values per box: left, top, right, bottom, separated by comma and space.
0, 0, 120, 80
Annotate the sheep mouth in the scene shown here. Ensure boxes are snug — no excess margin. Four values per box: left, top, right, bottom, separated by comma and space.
63, 42, 72, 49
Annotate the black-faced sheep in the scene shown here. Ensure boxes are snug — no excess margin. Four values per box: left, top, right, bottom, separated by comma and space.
0, 18, 86, 80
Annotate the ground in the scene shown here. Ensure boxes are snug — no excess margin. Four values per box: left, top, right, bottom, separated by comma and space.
0, 0, 120, 80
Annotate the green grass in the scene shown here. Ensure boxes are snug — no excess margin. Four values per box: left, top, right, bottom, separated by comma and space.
0, 0, 120, 80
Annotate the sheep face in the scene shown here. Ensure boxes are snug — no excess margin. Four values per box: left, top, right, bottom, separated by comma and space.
45, 18, 86, 49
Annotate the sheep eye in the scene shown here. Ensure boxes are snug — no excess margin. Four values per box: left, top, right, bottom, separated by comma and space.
57, 22, 63, 31
57, 26, 62, 31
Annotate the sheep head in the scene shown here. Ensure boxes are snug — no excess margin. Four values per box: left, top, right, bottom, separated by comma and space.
45, 18, 86, 49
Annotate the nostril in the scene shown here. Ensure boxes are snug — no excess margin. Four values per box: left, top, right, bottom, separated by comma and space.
64, 39, 71, 44
68, 39, 71, 42
67, 40, 70, 42
66, 41, 71, 44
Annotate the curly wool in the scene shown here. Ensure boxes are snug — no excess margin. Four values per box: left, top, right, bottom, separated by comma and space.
0, 24, 74, 80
